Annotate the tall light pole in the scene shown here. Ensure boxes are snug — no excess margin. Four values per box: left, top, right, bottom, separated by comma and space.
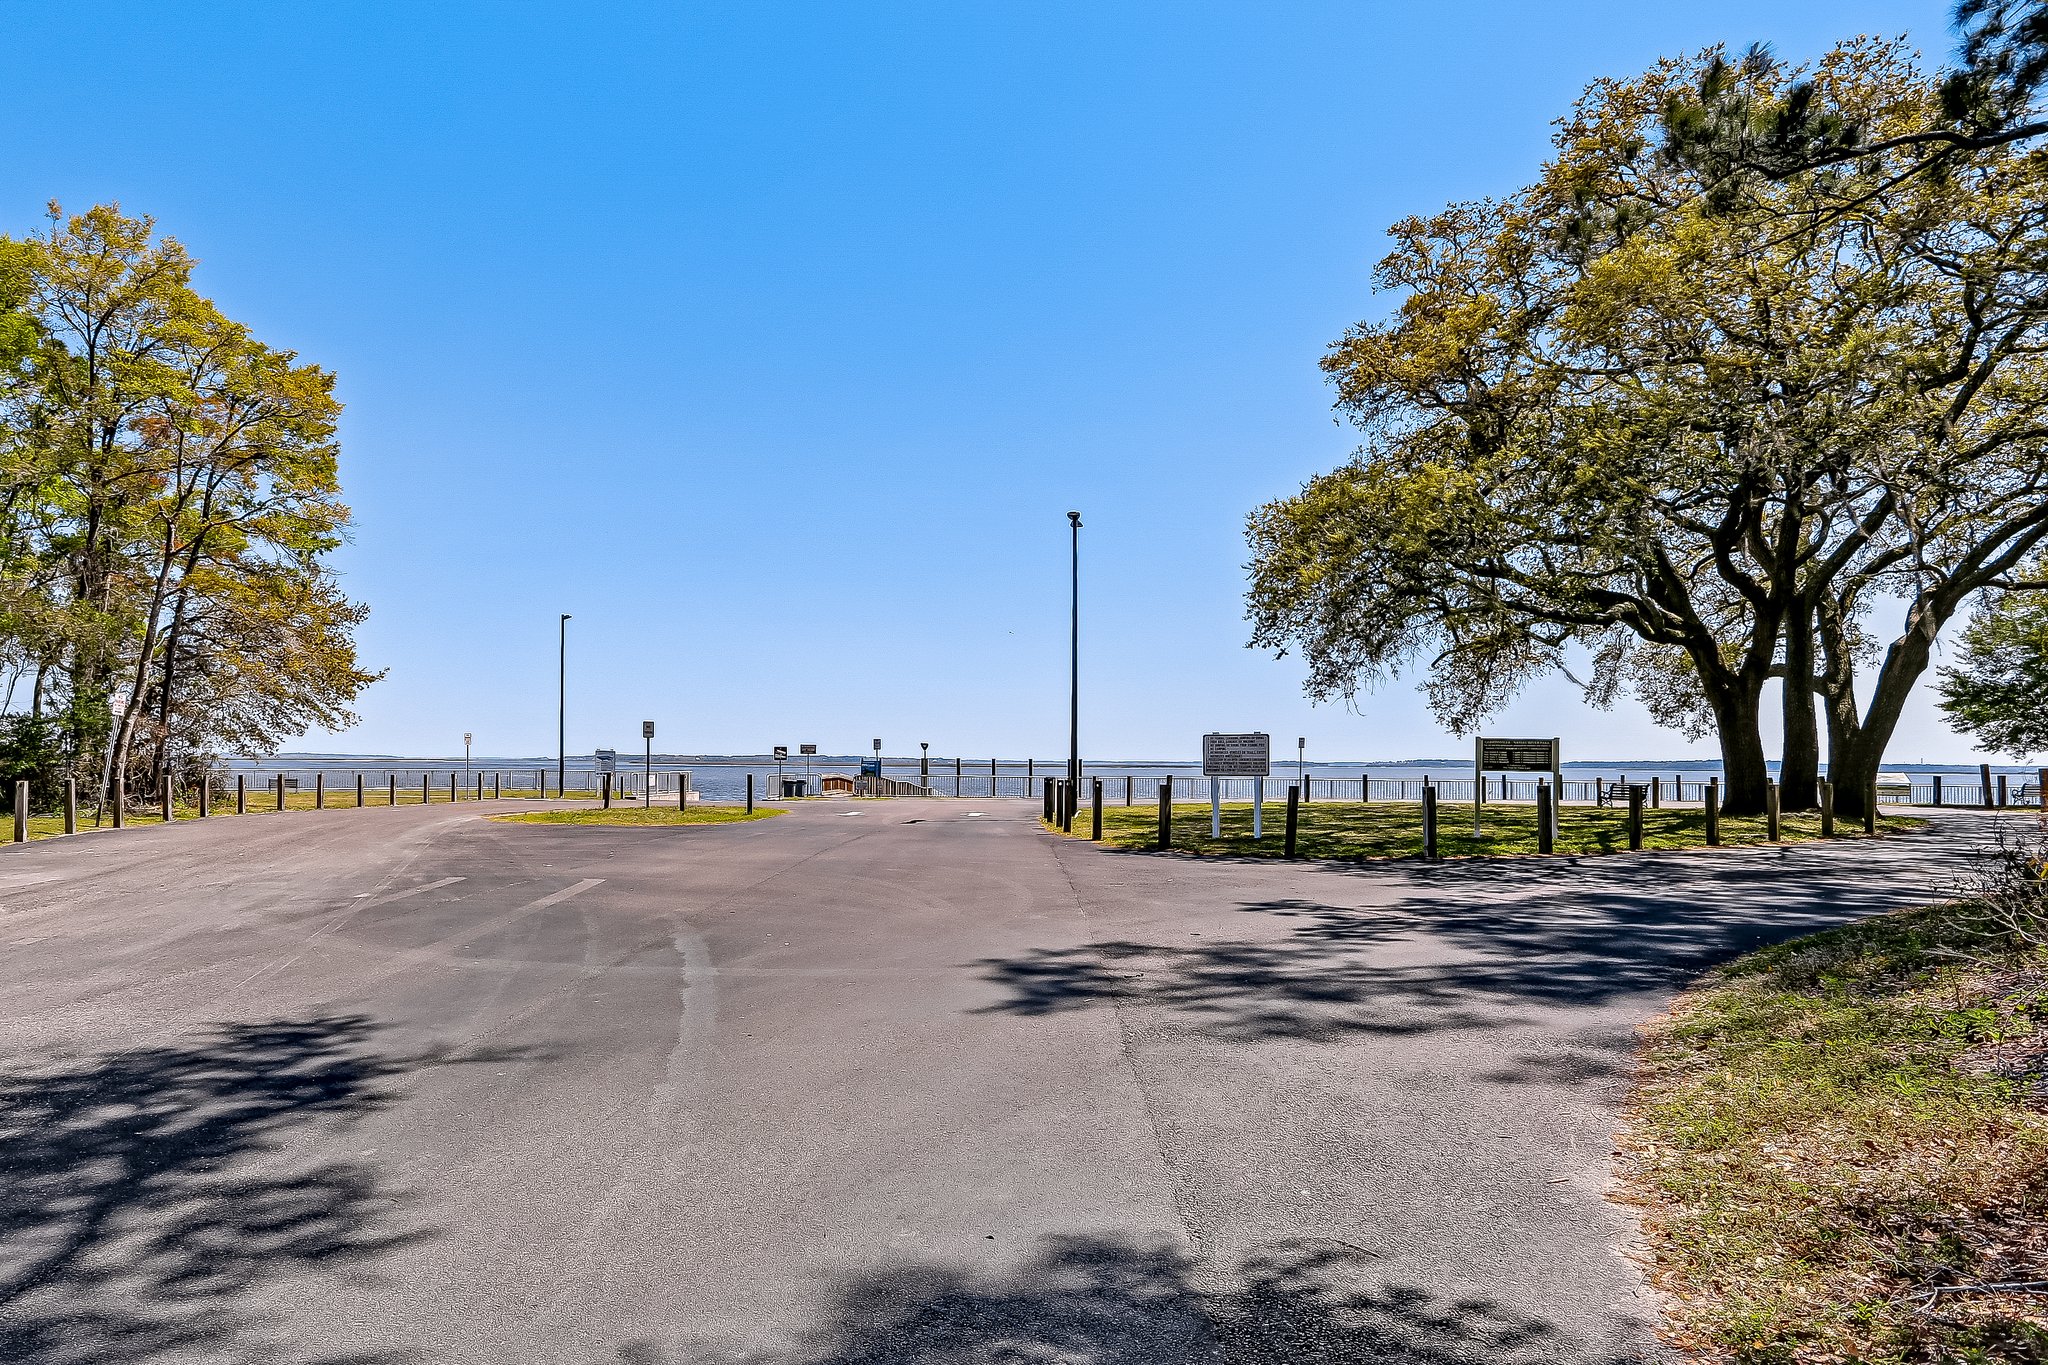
1067, 511, 1082, 801
558, 614, 571, 795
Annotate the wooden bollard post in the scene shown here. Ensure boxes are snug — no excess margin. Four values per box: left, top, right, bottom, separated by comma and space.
1091, 779, 1102, 840
162, 774, 173, 823
1819, 779, 1835, 836
236, 774, 247, 814
494, 772, 501, 800
1422, 783, 1438, 860
1933, 773, 1944, 806
198, 777, 209, 818
1361, 773, 1370, 803
1766, 781, 1781, 842
420, 773, 429, 804
356, 773, 364, 807
1705, 778, 1720, 846
449, 772, 458, 804
276, 774, 286, 812
1981, 762, 1995, 809
64, 777, 76, 835
602, 773, 613, 809
315, 774, 325, 809
1650, 776, 1660, 809
1537, 781, 1553, 854
13, 780, 27, 843
1064, 780, 1076, 833
1284, 784, 1299, 857
1627, 784, 1643, 851
1997, 773, 2008, 807
1043, 779, 1054, 822
475, 773, 483, 802
744, 773, 753, 814
1156, 780, 1172, 850
387, 773, 396, 806
1125, 774, 1133, 806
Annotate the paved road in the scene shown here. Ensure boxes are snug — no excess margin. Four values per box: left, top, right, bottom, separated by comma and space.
0, 797, 1988, 1364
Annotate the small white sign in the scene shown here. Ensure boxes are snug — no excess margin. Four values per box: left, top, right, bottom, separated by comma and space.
1202, 732, 1271, 777
595, 749, 617, 774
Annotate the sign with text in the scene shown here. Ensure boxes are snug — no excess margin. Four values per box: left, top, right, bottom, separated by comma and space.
1202, 732, 1271, 777
1477, 737, 1559, 773
859, 757, 881, 777
595, 748, 617, 774
773, 746, 788, 760
642, 720, 656, 739
800, 744, 817, 756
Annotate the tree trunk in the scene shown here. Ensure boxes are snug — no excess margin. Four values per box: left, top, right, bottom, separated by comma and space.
1710, 686, 1773, 816
1822, 600, 1943, 821
1778, 603, 1820, 810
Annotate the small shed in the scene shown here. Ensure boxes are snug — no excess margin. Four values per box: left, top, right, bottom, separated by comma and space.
820, 773, 857, 794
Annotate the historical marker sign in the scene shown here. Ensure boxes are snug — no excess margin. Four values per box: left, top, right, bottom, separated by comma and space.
1202, 732, 1271, 777
595, 748, 617, 775
1477, 737, 1559, 773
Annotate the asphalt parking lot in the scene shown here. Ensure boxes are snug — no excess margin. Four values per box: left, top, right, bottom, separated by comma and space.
0, 796, 1979, 1363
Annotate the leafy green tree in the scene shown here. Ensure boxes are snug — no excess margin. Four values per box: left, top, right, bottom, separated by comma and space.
1247, 41, 2048, 817
1937, 588, 2048, 756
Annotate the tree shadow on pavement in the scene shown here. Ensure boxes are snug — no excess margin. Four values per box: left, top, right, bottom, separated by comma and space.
0, 1015, 536, 1364
974, 841, 1939, 1042
614, 1234, 1653, 1365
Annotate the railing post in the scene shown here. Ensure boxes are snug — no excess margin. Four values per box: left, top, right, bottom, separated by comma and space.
1091, 778, 1102, 840
1766, 781, 1781, 842
1422, 783, 1438, 860
1156, 780, 1172, 850
64, 777, 76, 835
1628, 784, 1643, 851
1705, 778, 1720, 846
1819, 779, 1835, 836
13, 780, 26, 843
1537, 781, 1553, 854
236, 774, 246, 815
1284, 784, 1299, 857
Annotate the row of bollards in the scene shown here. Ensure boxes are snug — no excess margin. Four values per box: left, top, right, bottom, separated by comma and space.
1038, 772, 1885, 862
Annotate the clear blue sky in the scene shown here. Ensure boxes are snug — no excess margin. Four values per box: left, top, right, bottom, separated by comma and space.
6, 1, 2004, 763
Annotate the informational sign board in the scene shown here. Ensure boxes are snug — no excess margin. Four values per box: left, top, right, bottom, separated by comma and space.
642, 720, 656, 739
773, 745, 788, 761
800, 744, 818, 756
595, 748, 617, 774
1202, 732, 1271, 777
1477, 737, 1559, 773
859, 757, 881, 777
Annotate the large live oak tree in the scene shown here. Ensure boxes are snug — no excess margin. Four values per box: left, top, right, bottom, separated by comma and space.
1247, 41, 2048, 817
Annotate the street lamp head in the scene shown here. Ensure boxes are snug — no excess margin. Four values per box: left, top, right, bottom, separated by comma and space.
1067, 511, 1081, 528
921, 741, 928, 752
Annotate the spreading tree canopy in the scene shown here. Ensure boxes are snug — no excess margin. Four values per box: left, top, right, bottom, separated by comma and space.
1247, 40, 2048, 816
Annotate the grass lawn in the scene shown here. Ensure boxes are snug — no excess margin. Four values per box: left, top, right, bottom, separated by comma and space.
488, 805, 781, 827
1621, 897, 2048, 1362
1063, 799, 1915, 860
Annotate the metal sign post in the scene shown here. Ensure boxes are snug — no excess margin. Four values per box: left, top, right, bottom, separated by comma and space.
464, 732, 473, 782
1473, 737, 1563, 839
642, 721, 655, 807
801, 743, 816, 790
873, 738, 882, 796
774, 745, 788, 796
1203, 732, 1271, 841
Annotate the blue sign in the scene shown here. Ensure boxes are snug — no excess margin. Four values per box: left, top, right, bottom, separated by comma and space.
860, 758, 881, 776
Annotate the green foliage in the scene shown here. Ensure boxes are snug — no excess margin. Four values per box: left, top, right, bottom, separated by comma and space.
1938, 590, 2048, 756
490, 806, 783, 827
0, 204, 379, 799
0, 713, 69, 814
